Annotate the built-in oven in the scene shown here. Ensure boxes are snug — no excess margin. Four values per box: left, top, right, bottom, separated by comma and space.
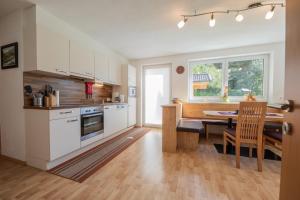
128, 86, 136, 97
80, 106, 104, 141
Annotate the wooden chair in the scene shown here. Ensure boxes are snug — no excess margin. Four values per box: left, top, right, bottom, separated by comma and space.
223, 102, 267, 171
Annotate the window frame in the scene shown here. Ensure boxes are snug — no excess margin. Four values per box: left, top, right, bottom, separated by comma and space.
188, 54, 270, 102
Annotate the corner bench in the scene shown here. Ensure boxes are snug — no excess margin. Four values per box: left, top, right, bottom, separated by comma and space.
176, 119, 204, 150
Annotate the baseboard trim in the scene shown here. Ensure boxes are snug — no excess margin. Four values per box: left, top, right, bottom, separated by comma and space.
0, 155, 26, 165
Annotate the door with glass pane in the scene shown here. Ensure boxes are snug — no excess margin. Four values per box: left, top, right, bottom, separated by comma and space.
143, 64, 171, 126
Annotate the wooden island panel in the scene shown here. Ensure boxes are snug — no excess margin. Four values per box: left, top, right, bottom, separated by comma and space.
162, 104, 182, 153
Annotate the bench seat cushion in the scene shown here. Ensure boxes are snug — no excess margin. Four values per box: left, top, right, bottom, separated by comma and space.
202, 119, 237, 126
177, 119, 204, 134
264, 122, 282, 132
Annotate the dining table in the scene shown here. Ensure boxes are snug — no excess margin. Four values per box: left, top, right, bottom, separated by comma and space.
203, 110, 284, 128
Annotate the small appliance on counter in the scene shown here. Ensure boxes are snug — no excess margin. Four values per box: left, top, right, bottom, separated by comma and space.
119, 94, 125, 103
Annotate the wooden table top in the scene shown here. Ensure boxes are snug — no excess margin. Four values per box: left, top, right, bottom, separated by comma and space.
203, 110, 284, 122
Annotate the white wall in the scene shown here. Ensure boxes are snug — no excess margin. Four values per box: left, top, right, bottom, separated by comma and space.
0, 9, 26, 161
131, 42, 285, 126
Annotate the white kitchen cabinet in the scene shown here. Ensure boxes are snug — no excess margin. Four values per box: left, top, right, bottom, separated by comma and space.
117, 105, 128, 131
109, 56, 122, 85
23, 8, 69, 75
49, 116, 80, 160
36, 25, 69, 75
104, 105, 128, 138
95, 51, 109, 82
70, 40, 94, 79
104, 106, 116, 138
128, 65, 137, 86
128, 98, 136, 127
122, 64, 137, 127
25, 108, 81, 170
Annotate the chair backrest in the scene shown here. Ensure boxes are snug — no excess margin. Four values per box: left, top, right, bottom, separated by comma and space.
236, 102, 267, 143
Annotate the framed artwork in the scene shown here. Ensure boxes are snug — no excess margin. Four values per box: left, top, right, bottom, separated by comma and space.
1, 42, 18, 70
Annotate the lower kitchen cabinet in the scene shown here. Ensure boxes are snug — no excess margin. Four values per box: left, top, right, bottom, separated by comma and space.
49, 116, 80, 160
25, 108, 81, 170
25, 105, 129, 170
104, 105, 128, 138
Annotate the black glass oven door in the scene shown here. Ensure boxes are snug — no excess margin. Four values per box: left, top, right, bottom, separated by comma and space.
81, 112, 104, 141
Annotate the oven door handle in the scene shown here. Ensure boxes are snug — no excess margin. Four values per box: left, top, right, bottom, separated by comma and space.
84, 122, 99, 127
82, 113, 103, 118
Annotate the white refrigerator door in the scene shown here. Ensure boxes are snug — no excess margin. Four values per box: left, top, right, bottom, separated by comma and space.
128, 97, 136, 127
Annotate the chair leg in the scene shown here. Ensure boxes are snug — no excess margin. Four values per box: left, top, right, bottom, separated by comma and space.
236, 143, 240, 169
223, 133, 227, 155
257, 142, 263, 172
249, 144, 253, 158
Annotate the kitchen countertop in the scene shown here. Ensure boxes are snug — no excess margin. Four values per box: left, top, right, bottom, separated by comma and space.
23, 102, 128, 110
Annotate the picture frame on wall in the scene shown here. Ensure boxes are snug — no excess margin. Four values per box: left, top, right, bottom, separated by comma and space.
1, 42, 18, 70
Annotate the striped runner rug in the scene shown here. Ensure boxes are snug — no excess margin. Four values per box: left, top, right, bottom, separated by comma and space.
48, 128, 150, 183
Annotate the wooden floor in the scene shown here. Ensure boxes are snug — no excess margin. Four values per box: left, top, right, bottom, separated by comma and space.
0, 129, 281, 200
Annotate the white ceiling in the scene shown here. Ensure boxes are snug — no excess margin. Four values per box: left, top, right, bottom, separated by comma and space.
28, 0, 285, 59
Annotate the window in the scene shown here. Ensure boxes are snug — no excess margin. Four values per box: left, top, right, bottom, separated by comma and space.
189, 55, 269, 101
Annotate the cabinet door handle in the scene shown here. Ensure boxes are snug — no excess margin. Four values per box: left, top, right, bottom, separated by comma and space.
67, 119, 78, 123
56, 69, 67, 74
60, 111, 73, 114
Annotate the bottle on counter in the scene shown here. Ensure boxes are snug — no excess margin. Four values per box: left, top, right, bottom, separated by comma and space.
54, 90, 60, 107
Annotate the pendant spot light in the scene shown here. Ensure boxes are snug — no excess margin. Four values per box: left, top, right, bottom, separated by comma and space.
177, 17, 188, 29
265, 5, 276, 20
176, 2, 284, 29
235, 13, 244, 22
209, 13, 216, 27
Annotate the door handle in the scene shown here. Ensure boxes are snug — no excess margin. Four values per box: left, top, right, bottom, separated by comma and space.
67, 119, 78, 123
283, 122, 292, 135
60, 111, 73, 114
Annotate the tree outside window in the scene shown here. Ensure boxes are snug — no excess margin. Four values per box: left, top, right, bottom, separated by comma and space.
189, 55, 268, 101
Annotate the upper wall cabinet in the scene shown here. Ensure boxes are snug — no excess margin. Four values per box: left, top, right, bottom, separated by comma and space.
36, 25, 69, 74
69, 40, 94, 79
23, 9, 69, 75
95, 51, 109, 82
109, 56, 122, 85
128, 64, 137, 86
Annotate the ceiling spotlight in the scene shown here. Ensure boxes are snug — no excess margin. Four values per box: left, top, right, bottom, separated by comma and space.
209, 13, 216, 27
235, 13, 244, 22
177, 17, 188, 29
265, 5, 275, 20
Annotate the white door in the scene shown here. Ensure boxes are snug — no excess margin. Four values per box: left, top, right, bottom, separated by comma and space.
143, 64, 171, 127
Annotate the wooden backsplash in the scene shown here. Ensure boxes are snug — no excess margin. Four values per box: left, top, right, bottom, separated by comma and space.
23, 72, 113, 106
